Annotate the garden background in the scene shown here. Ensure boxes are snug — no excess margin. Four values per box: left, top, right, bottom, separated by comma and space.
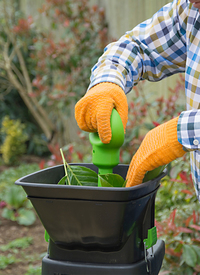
0, 0, 200, 274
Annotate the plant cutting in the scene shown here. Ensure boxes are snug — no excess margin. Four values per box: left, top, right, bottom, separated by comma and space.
58, 148, 166, 188
58, 148, 127, 188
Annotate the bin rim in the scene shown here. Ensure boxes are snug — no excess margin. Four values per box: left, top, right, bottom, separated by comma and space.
15, 164, 167, 201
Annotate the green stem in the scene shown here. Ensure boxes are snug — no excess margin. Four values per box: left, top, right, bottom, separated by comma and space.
60, 148, 71, 185
60, 148, 67, 175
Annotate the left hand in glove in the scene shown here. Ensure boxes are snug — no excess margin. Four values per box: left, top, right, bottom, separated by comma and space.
126, 116, 186, 187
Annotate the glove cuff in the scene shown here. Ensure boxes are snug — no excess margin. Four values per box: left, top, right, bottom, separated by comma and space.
166, 116, 185, 159
86, 82, 124, 96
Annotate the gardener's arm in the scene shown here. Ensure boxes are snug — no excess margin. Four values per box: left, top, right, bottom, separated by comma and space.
75, 0, 187, 143
126, 110, 200, 187
88, 0, 187, 94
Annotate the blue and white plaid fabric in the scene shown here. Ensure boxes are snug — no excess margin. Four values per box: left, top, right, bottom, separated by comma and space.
88, 0, 200, 201
178, 111, 200, 200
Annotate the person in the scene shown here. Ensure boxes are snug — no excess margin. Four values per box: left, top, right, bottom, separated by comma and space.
75, 0, 200, 202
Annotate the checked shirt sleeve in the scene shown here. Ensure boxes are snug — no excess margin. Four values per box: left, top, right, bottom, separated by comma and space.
177, 110, 200, 151
177, 110, 200, 201
89, 0, 187, 94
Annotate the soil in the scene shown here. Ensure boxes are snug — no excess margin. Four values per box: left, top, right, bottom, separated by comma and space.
0, 209, 47, 275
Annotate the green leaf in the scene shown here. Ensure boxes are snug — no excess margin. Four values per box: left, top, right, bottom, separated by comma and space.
66, 166, 98, 186
99, 174, 125, 188
44, 230, 50, 243
17, 209, 36, 226
170, 162, 182, 179
182, 244, 197, 267
144, 122, 154, 130
4, 185, 26, 209
57, 175, 67, 185
143, 165, 166, 182
183, 267, 194, 275
174, 242, 183, 253
2, 208, 15, 221
192, 245, 200, 261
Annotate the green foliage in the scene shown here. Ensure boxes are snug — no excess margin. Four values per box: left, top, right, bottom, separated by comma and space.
58, 165, 98, 186
1, 185, 36, 226
155, 156, 200, 274
55, 148, 165, 188
58, 164, 126, 187
99, 174, 126, 188
0, 163, 39, 195
0, 116, 28, 165
0, 237, 33, 252
0, 254, 18, 270
182, 244, 198, 268
0, 237, 39, 273
59, 148, 163, 188
0, 163, 39, 226
0, 0, 109, 148
4, 185, 26, 209
0, 89, 49, 156
31, 0, 108, 104
114, 74, 200, 274
25, 265, 42, 275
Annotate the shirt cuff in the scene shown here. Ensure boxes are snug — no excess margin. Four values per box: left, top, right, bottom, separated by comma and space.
177, 110, 200, 151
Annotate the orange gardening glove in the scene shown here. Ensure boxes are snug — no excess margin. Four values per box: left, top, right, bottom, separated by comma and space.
126, 116, 186, 187
75, 82, 128, 144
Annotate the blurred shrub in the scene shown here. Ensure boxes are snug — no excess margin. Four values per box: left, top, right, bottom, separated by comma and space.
117, 74, 200, 273
0, 0, 109, 148
0, 89, 50, 156
156, 155, 200, 274
0, 116, 28, 164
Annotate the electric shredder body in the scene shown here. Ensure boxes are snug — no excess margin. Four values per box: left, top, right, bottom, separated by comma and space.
15, 163, 165, 275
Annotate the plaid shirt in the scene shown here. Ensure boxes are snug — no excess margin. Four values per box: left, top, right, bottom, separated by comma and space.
89, 0, 200, 201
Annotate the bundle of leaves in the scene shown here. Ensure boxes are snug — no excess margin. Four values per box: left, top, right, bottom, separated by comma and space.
58, 164, 127, 188
58, 149, 127, 188
56, 149, 166, 188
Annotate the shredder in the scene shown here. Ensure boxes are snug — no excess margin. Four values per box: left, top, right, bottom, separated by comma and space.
15, 163, 166, 275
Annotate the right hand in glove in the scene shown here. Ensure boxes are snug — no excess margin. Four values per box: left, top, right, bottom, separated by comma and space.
75, 82, 128, 144
126, 116, 186, 187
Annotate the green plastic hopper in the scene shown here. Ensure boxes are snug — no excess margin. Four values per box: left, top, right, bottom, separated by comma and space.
89, 109, 124, 187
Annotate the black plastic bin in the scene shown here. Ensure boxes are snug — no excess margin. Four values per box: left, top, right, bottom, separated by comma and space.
15, 163, 166, 275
